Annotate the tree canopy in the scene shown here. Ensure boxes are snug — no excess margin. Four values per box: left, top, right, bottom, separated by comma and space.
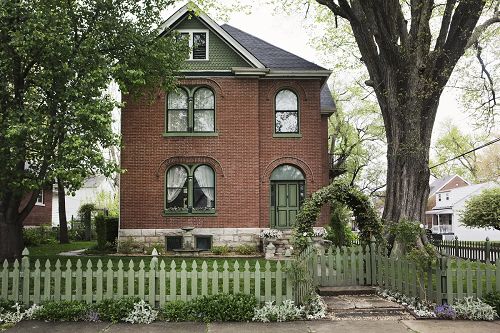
0, 0, 190, 260
461, 187, 500, 231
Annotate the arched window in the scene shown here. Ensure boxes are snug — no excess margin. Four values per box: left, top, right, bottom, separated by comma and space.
275, 89, 299, 133
165, 164, 216, 214
193, 165, 215, 210
166, 86, 216, 134
167, 89, 189, 132
193, 87, 215, 132
166, 165, 188, 209
270, 164, 305, 181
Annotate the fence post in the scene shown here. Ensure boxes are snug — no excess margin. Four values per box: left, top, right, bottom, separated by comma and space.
454, 236, 459, 258
439, 249, 448, 305
485, 237, 490, 263
370, 235, 376, 286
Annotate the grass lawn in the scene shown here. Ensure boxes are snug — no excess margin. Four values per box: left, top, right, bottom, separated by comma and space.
27, 241, 96, 256
25, 242, 276, 271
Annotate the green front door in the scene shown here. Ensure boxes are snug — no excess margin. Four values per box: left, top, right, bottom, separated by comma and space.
270, 181, 303, 228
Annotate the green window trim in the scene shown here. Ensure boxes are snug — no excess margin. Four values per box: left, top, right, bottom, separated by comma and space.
164, 163, 216, 216
165, 86, 216, 134
273, 133, 303, 138
274, 89, 300, 135
162, 132, 219, 137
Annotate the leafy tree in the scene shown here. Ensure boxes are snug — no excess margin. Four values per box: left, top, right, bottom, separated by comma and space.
276, 0, 499, 253
0, 0, 190, 260
461, 187, 500, 231
328, 97, 386, 195
430, 123, 498, 183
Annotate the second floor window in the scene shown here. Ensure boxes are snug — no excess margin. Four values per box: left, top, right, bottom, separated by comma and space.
166, 87, 215, 133
275, 89, 299, 133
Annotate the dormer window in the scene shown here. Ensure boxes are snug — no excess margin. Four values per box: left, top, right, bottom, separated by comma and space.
177, 30, 209, 60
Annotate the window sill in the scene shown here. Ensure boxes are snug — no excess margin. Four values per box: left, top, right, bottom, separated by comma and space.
273, 133, 302, 138
35, 203, 45, 207
162, 210, 217, 217
163, 132, 219, 137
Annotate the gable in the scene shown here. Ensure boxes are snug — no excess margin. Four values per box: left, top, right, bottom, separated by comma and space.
173, 15, 251, 71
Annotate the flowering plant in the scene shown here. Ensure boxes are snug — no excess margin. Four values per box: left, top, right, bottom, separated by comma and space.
122, 300, 158, 324
434, 304, 456, 319
312, 228, 326, 238
260, 229, 283, 239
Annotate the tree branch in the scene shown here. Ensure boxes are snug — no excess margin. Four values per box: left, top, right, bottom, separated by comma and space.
465, 3, 499, 49
434, 0, 457, 50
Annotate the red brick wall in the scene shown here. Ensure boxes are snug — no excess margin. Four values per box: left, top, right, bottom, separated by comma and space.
22, 188, 53, 226
120, 77, 330, 230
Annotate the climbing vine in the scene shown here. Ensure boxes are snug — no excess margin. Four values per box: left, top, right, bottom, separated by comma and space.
293, 181, 382, 251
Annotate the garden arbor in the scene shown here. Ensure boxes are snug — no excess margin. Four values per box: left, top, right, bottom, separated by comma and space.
295, 181, 382, 250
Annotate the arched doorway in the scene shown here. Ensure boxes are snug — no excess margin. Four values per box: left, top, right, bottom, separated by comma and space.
270, 164, 305, 228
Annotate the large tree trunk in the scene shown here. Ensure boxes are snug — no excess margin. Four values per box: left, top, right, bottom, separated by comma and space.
0, 198, 25, 261
58, 179, 69, 244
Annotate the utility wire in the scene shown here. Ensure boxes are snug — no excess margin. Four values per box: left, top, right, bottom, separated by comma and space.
429, 137, 500, 169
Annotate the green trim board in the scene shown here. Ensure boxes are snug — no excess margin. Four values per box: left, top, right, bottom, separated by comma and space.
162, 132, 219, 137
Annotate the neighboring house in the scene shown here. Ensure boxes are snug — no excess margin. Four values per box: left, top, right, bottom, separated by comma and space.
119, 5, 334, 250
425, 175, 470, 228
425, 182, 500, 241
22, 188, 53, 227
52, 175, 115, 227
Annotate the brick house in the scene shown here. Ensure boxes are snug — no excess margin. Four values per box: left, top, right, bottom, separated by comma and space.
119, 5, 334, 250
22, 188, 53, 227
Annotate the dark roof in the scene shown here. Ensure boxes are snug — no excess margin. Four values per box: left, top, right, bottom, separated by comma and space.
320, 85, 336, 113
221, 24, 327, 71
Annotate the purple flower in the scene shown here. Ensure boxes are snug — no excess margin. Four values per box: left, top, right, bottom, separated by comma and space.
434, 304, 456, 319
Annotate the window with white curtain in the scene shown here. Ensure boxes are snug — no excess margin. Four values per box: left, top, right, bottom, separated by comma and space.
166, 86, 215, 133
165, 164, 216, 214
275, 89, 299, 133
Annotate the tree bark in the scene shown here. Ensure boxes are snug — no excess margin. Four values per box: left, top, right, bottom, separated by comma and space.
57, 179, 69, 244
0, 197, 25, 261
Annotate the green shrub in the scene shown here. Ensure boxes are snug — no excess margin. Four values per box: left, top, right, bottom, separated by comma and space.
0, 300, 15, 314
94, 297, 139, 323
162, 300, 194, 321
117, 238, 144, 254
324, 202, 356, 248
23, 225, 58, 246
162, 294, 257, 322
483, 291, 500, 316
211, 245, 230, 255
235, 244, 257, 255
95, 214, 107, 250
34, 301, 90, 321
105, 216, 119, 244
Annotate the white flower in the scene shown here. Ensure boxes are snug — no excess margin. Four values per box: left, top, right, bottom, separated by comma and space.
303, 232, 307, 236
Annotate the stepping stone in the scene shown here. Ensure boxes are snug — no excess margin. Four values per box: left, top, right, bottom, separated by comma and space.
318, 286, 377, 296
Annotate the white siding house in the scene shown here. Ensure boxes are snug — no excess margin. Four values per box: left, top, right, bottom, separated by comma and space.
52, 175, 115, 227
426, 182, 500, 241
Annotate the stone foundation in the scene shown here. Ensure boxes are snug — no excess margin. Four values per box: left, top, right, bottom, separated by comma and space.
118, 228, 263, 248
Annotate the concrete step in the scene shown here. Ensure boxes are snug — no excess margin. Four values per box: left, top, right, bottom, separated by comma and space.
322, 295, 413, 320
318, 286, 377, 296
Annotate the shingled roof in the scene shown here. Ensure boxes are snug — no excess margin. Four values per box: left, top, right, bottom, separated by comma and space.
221, 24, 327, 71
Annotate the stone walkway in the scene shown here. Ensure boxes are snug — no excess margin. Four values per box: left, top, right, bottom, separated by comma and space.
6, 320, 500, 333
323, 294, 413, 320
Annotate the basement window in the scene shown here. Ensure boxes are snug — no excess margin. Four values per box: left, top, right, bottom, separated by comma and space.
195, 235, 212, 250
165, 236, 183, 251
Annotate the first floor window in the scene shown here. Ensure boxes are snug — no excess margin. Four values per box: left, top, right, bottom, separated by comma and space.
165, 164, 215, 214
